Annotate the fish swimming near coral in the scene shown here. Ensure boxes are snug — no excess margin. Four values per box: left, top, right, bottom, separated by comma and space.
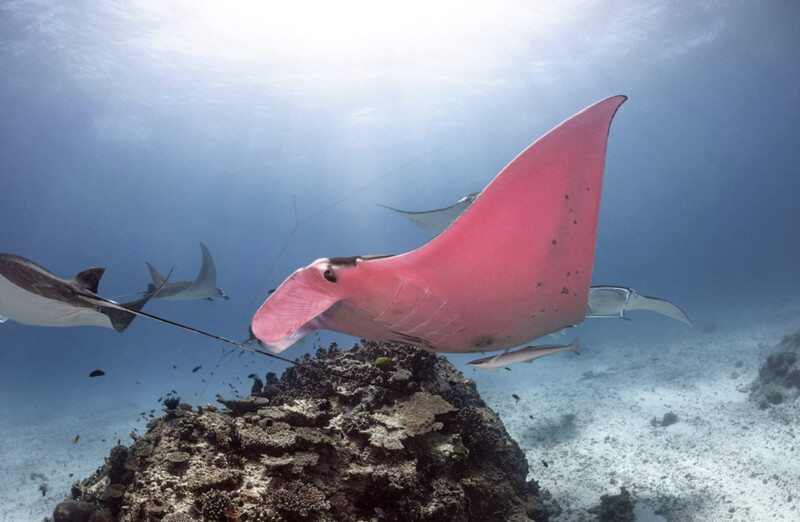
252, 96, 627, 355
467, 338, 580, 371
0, 253, 155, 332
145, 242, 228, 301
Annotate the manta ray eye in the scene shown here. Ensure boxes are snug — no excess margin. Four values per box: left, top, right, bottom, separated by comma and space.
323, 268, 337, 283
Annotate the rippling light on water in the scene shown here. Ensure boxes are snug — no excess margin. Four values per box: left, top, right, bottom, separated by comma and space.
120, 0, 546, 82
1, 0, 727, 116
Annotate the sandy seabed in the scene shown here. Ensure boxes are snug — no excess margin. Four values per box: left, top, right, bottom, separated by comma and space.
478, 301, 800, 522
2, 301, 799, 522
0, 408, 140, 522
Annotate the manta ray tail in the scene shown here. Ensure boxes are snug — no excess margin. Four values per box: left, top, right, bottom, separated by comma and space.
103, 267, 175, 332
84, 294, 402, 392
104, 292, 157, 333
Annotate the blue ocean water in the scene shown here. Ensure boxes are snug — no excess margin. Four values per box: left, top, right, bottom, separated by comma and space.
1, 1, 799, 520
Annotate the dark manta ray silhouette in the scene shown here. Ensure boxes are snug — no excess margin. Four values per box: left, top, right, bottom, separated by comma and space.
0, 253, 154, 332
145, 242, 228, 301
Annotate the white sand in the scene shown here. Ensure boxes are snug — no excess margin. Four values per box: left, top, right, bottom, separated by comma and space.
476, 301, 800, 521
0, 407, 140, 522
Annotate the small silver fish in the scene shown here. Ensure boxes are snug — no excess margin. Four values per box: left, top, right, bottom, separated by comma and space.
466, 338, 579, 371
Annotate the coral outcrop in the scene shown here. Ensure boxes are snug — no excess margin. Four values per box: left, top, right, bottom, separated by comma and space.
750, 331, 800, 409
51, 340, 548, 521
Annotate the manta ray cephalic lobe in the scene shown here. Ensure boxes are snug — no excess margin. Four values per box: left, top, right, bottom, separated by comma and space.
252, 96, 627, 355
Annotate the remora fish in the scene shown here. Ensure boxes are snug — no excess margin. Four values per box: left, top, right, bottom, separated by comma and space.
466, 338, 580, 371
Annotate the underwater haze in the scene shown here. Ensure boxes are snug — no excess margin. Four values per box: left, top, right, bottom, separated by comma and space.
1, 1, 799, 520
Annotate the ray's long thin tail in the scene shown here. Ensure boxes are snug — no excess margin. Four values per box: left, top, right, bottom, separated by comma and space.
87, 292, 401, 392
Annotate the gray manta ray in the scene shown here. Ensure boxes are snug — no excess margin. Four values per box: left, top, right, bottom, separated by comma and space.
378, 192, 479, 234
146, 242, 228, 301
0, 253, 154, 332
587, 285, 692, 326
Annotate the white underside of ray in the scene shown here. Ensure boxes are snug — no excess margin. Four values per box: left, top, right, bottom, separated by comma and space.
0, 275, 113, 329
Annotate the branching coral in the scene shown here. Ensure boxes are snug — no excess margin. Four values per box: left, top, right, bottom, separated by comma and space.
197, 489, 233, 521
265, 480, 329, 519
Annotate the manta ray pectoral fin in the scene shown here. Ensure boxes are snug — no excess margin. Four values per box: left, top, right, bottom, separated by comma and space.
196, 242, 218, 289
251, 268, 337, 353
145, 262, 167, 286
378, 196, 474, 235
628, 294, 692, 326
74, 267, 106, 294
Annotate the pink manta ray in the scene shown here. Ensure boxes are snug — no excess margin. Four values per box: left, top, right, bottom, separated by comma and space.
252, 96, 627, 356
